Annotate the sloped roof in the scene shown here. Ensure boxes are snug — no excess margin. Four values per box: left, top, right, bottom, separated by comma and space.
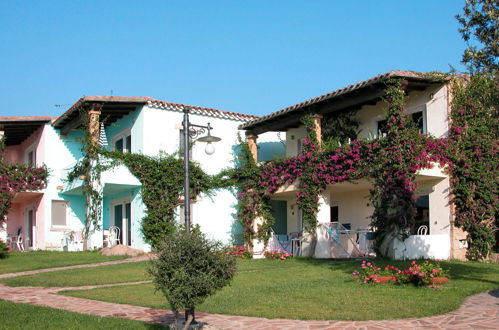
52, 96, 257, 134
148, 99, 257, 121
240, 70, 448, 133
0, 116, 54, 146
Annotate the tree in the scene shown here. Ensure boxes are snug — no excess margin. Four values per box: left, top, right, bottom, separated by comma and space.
149, 227, 236, 329
456, 0, 499, 73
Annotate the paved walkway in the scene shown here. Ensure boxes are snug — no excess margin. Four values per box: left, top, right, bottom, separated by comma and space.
0, 260, 497, 329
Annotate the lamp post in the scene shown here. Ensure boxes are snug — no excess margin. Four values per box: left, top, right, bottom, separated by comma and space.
182, 108, 221, 232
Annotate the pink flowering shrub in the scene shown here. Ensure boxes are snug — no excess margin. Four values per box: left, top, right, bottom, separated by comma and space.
396, 260, 450, 285
264, 249, 292, 260
225, 245, 253, 259
351, 260, 401, 284
352, 260, 449, 286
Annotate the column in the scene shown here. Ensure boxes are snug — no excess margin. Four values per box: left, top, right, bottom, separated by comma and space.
312, 191, 332, 258
245, 133, 258, 163
87, 104, 104, 249
311, 114, 323, 148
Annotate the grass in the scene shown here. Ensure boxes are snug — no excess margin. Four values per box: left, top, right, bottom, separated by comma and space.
1, 261, 150, 287
3, 257, 498, 321
0, 251, 128, 275
0, 299, 165, 329
53, 258, 499, 321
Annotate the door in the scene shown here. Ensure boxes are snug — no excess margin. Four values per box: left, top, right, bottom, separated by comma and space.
26, 209, 35, 248
125, 202, 131, 246
112, 201, 132, 246
270, 200, 287, 235
113, 204, 123, 244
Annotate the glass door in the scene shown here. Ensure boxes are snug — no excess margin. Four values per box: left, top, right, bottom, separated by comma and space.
125, 202, 131, 246
114, 204, 123, 244
26, 209, 35, 248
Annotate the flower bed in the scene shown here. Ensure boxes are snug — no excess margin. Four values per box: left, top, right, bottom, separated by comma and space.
352, 260, 449, 286
226, 246, 253, 259
264, 249, 292, 260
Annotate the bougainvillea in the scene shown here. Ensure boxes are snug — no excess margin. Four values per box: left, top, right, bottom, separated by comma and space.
0, 136, 48, 224
447, 74, 498, 259
65, 78, 495, 260
231, 78, 453, 255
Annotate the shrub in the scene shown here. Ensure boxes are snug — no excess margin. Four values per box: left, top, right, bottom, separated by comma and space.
263, 249, 292, 260
351, 260, 401, 284
395, 260, 450, 286
0, 240, 8, 259
225, 245, 253, 259
351, 260, 450, 286
148, 227, 237, 328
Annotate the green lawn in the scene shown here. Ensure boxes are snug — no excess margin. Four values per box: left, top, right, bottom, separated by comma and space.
3, 257, 498, 321
54, 258, 499, 321
0, 251, 128, 275
0, 300, 165, 329
1, 261, 149, 287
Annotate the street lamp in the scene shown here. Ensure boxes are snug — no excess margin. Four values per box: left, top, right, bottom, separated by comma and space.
182, 108, 221, 231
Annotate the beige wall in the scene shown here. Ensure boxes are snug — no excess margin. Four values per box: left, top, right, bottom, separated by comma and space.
356, 85, 449, 139
285, 126, 307, 157
332, 189, 373, 230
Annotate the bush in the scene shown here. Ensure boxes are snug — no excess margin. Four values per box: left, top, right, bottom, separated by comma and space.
0, 240, 9, 259
149, 227, 237, 327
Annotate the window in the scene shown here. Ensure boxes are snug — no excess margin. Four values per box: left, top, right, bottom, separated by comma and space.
376, 109, 427, 137
411, 111, 427, 134
179, 130, 193, 158
112, 130, 132, 153
25, 149, 36, 165
297, 138, 304, 155
377, 120, 388, 137
413, 195, 430, 235
330, 206, 339, 222
51, 200, 68, 227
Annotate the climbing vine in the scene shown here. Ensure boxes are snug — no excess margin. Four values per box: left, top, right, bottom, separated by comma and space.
229, 136, 275, 246
66, 108, 107, 248
447, 74, 498, 259
100, 149, 229, 249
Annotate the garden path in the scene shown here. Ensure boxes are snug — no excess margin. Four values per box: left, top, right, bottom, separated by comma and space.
0, 260, 497, 329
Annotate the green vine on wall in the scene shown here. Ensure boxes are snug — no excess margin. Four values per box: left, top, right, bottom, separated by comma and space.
100, 149, 228, 249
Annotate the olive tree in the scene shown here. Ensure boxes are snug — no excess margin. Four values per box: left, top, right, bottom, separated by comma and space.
149, 226, 236, 329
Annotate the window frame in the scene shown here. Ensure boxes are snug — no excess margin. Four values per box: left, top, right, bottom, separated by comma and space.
24, 144, 37, 165
51, 200, 69, 229
111, 128, 132, 153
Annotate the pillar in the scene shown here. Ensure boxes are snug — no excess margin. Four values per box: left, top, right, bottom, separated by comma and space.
252, 216, 266, 259
245, 133, 258, 163
311, 114, 323, 148
86, 103, 103, 249
88, 104, 102, 146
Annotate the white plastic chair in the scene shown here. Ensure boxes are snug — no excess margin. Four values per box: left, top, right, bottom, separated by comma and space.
108, 226, 121, 246
417, 225, 428, 235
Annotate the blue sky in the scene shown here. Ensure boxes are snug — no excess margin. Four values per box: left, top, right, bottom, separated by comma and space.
0, 1, 466, 117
